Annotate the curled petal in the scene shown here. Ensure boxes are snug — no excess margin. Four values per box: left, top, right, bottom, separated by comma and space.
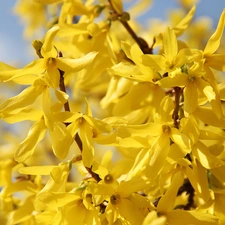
14, 118, 47, 162
204, 9, 225, 55
41, 26, 60, 58
166, 210, 219, 225
56, 52, 98, 73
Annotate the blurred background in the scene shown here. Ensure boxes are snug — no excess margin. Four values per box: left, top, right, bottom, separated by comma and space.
0, 0, 225, 66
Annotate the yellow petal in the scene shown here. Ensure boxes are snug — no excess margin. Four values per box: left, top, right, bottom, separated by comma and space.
110, 158, 133, 178
205, 54, 225, 71
183, 83, 198, 114
111, 0, 124, 14
147, 134, 170, 181
2, 108, 42, 124
7, 196, 34, 225
109, 62, 154, 82
5, 59, 45, 82
186, 159, 211, 201
54, 89, 69, 104
56, 52, 98, 72
210, 165, 225, 184
42, 88, 54, 131
118, 178, 149, 197
14, 118, 47, 162
0, 62, 17, 81
204, 9, 225, 55
35, 212, 55, 225
181, 116, 200, 146
199, 129, 223, 141
157, 171, 183, 212
192, 141, 224, 169
159, 95, 174, 123
128, 148, 151, 179
94, 131, 117, 145
115, 136, 151, 148
173, 6, 196, 36
193, 107, 225, 128
171, 128, 191, 153
80, 123, 94, 168
166, 210, 219, 225
157, 74, 187, 88
118, 123, 162, 137
41, 25, 59, 58
84, 98, 92, 117
53, 111, 81, 123
118, 199, 144, 225
84, 115, 112, 133
50, 123, 73, 159
45, 64, 60, 88
37, 192, 79, 208
198, 79, 216, 102
130, 43, 143, 65
141, 54, 165, 71
0, 86, 43, 116
19, 165, 57, 175
121, 41, 132, 60
163, 27, 178, 64
65, 204, 86, 225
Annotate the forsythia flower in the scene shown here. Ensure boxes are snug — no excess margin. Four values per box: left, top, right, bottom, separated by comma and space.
1, 1, 225, 225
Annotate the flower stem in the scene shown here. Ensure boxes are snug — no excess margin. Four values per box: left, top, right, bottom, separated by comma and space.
108, 0, 153, 54
58, 52, 101, 182
172, 87, 182, 129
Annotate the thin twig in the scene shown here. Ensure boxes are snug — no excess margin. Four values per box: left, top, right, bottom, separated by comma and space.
172, 87, 181, 129
108, 0, 153, 54
58, 52, 101, 182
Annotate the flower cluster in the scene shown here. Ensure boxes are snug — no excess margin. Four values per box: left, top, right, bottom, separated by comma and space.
1, 0, 225, 224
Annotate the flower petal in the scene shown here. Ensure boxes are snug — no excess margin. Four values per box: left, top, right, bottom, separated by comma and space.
204, 9, 225, 55
157, 171, 183, 212
163, 27, 178, 64
166, 210, 219, 225
56, 52, 98, 72
14, 118, 47, 162
192, 141, 224, 169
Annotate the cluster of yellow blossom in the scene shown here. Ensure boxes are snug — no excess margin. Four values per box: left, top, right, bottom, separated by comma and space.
1, 0, 225, 224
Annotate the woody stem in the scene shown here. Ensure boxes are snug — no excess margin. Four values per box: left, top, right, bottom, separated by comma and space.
108, 0, 153, 54
58, 52, 101, 182
172, 87, 182, 129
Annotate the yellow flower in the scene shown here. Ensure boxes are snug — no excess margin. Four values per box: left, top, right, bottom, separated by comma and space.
117, 96, 191, 181
189, 9, 225, 118
0, 26, 98, 117
141, 27, 191, 77
166, 210, 219, 225
90, 177, 150, 225
109, 42, 158, 83
52, 100, 115, 166
158, 62, 216, 114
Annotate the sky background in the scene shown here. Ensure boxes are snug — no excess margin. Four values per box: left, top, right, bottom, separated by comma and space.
0, 0, 225, 66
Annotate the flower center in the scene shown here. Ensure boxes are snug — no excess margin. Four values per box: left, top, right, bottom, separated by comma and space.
188, 75, 196, 83
104, 174, 114, 184
162, 125, 171, 135
110, 193, 121, 205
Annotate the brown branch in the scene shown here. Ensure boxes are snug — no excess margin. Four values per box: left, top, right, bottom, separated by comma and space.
59, 69, 70, 112
108, 0, 153, 54
58, 52, 101, 182
59, 67, 83, 151
172, 87, 181, 129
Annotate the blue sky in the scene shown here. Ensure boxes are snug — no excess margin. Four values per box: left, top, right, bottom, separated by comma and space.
0, 0, 225, 66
